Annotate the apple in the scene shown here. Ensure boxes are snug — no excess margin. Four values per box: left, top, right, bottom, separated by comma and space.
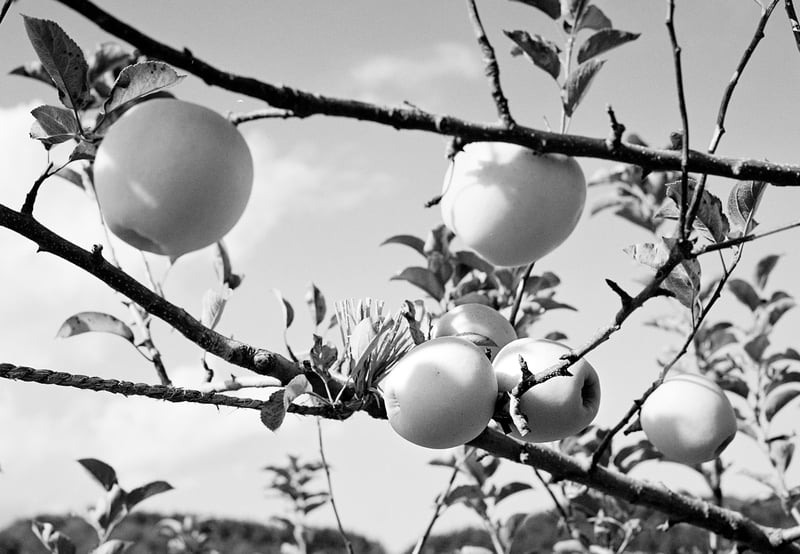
432, 303, 517, 358
382, 336, 498, 449
493, 338, 600, 442
640, 372, 737, 465
440, 142, 586, 267
93, 98, 253, 257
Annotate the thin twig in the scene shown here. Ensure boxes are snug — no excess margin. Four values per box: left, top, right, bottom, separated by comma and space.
693, 217, 800, 256
316, 418, 354, 554
466, 0, 515, 128
0, 0, 14, 26
412, 450, 466, 554
49, 0, 800, 186
786, 0, 800, 53
533, 467, 575, 537
228, 108, 296, 126
21, 163, 55, 216
508, 263, 534, 327
665, 0, 692, 241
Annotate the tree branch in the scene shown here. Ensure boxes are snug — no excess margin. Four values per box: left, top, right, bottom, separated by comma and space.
48, 0, 800, 186
469, 428, 800, 554
786, 0, 800, 53
0, 203, 301, 384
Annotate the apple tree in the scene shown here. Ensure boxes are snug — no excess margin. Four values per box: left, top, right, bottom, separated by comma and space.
3, 0, 800, 553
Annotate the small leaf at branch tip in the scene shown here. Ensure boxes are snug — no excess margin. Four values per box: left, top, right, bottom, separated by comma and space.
200, 286, 232, 330
273, 289, 295, 329
102, 61, 185, 116
305, 282, 327, 326
504, 29, 561, 81
56, 312, 135, 343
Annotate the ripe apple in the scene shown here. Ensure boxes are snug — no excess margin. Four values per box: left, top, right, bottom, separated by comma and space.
640, 372, 737, 465
440, 142, 586, 267
493, 338, 600, 442
432, 303, 517, 358
93, 98, 253, 257
382, 336, 498, 449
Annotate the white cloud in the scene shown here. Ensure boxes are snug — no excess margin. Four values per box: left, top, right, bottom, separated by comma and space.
348, 42, 482, 103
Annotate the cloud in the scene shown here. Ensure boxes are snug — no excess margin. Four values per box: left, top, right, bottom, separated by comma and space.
347, 42, 483, 104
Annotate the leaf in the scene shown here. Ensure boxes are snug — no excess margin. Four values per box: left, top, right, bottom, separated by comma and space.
101, 62, 184, 116
576, 5, 612, 32
577, 29, 640, 64
261, 390, 286, 431
613, 439, 664, 473
766, 291, 796, 327
283, 374, 311, 410
755, 254, 781, 290
126, 481, 173, 510
55, 167, 84, 189
31, 521, 76, 554
10, 60, 56, 88
727, 279, 762, 311
765, 383, 800, 421
305, 283, 327, 326
390, 266, 445, 301
727, 180, 767, 238
90, 541, 132, 554
56, 312, 134, 343
563, 59, 605, 117
744, 334, 769, 362
273, 289, 295, 329
769, 439, 794, 473
22, 16, 91, 109
78, 458, 118, 491
302, 497, 330, 515
495, 481, 533, 504
214, 241, 243, 290
200, 286, 232, 330
87, 42, 135, 84
625, 239, 700, 312
70, 140, 97, 162
504, 30, 561, 80
30, 105, 80, 145
508, 0, 560, 19
524, 271, 561, 295
310, 334, 338, 373
444, 484, 485, 508
380, 234, 425, 256
664, 179, 730, 243
453, 249, 495, 276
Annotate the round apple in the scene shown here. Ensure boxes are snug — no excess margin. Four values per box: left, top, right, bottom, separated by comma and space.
93, 98, 254, 257
440, 142, 586, 267
432, 303, 517, 358
493, 338, 600, 442
382, 336, 498, 449
640, 372, 737, 465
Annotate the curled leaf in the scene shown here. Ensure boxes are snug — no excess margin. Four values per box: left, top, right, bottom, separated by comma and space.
305, 283, 327, 327
101, 61, 185, 116
78, 458, 118, 491
200, 285, 232, 330
577, 29, 640, 64
56, 312, 134, 343
505, 29, 561, 81
381, 234, 426, 256
765, 382, 800, 421
391, 266, 445, 301
727, 180, 766, 238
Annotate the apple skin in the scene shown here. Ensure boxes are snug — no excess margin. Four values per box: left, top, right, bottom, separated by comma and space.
432, 303, 517, 358
640, 372, 737, 465
93, 98, 253, 257
440, 142, 586, 267
493, 338, 601, 443
382, 336, 498, 449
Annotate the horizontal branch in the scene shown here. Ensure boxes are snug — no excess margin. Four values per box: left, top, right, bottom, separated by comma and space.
55, 0, 800, 186
470, 428, 800, 554
0, 203, 301, 385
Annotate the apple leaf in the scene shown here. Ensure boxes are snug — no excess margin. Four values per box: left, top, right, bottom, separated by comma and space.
454, 250, 495, 276
380, 234, 425, 256
10, 60, 56, 88
273, 289, 295, 330
727, 279, 762, 311
727, 180, 767, 238
305, 282, 327, 326
87, 42, 135, 84
30, 105, 80, 145
22, 16, 91, 110
200, 286, 232, 330
214, 241, 243, 290
91, 540, 133, 554
69, 140, 97, 162
125, 480, 173, 510
664, 179, 730, 243
765, 382, 800, 421
56, 311, 135, 343
495, 481, 533, 504
505, 30, 561, 81
764, 291, 796, 328
261, 390, 287, 431
576, 5, 612, 32
31, 521, 76, 554
577, 29, 640, 64
625, 239, 700, 313
744, 334, 770, 362
613, 439, 664, 474
444, 484, 486, 510
101, 61, 184, 116
55, 167, 85, 189
508, 0, 561, 19
524, 271, 561, 295
563, 59, 605, 117
770, 439, 795, 473
391, 266, 446, 301
78, 458, 118, 491
755, 254, 781, 290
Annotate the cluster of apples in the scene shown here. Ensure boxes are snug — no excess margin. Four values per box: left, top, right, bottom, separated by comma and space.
381, 303, 601, 449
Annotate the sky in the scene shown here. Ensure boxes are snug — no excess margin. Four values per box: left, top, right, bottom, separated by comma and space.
2, 1, 800, 552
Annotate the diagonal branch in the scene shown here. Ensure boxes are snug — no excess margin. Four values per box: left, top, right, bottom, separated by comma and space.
470, 428, 800, 554
48, 0, 800, 187
0, 203, 301, 385
786, 0, 800, 53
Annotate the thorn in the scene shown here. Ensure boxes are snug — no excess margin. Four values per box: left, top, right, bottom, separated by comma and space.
605, 278, 633, 307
